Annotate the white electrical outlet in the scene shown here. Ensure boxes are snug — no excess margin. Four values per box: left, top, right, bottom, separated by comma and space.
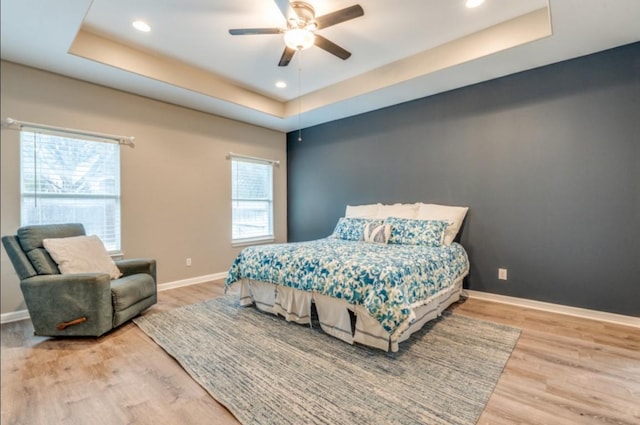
186, 258, 192, 267
498, 268, 508, 280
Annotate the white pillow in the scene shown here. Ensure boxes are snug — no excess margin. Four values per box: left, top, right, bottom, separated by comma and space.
43, 235, 122, 280
345, 203, 381, 218
376, 203, 419, 219
416, 203, 469, 245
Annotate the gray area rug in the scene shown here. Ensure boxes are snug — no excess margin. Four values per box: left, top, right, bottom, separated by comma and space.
134, 297, 520, 425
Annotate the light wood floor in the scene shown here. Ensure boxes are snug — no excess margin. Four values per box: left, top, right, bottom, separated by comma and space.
2, 281, 639, 425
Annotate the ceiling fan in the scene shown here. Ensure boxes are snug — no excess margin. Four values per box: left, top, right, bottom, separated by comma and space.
229, 0, 364, 67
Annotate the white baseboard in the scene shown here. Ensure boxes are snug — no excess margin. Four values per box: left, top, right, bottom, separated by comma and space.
4, 280, 637, 329
157, 272, 228, 292
466, 290, 640, 329
0, 309, 30, 324
0, 272, 228, 325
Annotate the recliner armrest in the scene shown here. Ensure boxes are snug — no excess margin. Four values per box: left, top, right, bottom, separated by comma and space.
115, 258, 156, 283
21, 273, 112, 302
21, 272, 112, 290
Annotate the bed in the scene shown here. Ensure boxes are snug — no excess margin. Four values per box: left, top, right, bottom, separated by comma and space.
225, 202, 470, 352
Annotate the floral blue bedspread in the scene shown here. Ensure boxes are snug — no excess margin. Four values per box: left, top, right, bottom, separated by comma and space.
226, 238, 469, 336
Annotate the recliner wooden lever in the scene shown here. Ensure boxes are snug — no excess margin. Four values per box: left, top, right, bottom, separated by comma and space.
56, 317, 88, 330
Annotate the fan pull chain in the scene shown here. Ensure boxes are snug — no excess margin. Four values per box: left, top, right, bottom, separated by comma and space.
297, 49, 303, 142
34, 131, 39, 208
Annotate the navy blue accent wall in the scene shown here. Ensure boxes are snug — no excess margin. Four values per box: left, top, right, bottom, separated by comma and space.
287, 42, 640, 316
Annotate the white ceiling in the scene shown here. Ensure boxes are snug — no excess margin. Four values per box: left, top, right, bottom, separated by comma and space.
1, 0, 639, 132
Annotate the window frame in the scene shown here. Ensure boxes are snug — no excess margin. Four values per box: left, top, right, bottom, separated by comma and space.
19, 129, 123, 254
230, 156, 275, 246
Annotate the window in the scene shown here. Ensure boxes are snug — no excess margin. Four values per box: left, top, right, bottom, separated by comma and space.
20, 130, 122, 252
231, 157, 274, 244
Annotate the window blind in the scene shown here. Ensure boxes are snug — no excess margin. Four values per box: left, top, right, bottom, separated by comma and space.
20, 130, 122, 252
231, 157, 274, 244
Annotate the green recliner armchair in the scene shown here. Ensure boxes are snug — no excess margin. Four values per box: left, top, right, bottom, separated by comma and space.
2, 223, 157, 337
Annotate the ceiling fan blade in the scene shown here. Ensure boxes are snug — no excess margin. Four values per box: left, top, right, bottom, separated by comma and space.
278, 47, 297, 67
229, 28, 282, 35
273, 0, 298, 22
315, 4, 364, 29
314, 35, 351, 60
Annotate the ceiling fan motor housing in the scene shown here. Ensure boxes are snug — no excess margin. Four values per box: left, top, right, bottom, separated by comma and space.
290, 2, 316, 29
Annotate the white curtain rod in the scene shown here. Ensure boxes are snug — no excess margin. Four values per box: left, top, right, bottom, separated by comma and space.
2, 117, 135, 147
228, 152, 280, 166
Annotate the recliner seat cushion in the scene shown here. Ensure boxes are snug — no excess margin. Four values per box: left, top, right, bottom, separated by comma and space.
110, 274, 155, 312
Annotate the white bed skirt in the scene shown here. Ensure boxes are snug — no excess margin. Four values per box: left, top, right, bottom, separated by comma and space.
238, 278, 465, 352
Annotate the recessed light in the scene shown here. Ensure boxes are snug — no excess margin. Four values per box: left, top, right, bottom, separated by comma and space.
275, 81, 287, 88
132, 20, 151, 32
465, 0, 485, 8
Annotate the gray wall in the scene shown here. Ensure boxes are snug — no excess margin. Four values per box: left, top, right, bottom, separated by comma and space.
287, 42, 640, 316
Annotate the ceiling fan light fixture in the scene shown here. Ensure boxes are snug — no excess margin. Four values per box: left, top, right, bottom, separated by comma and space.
132, 20, 151, 32
465, 0, 485, 8
284, 28, 315, 50
228, 1, 364, 66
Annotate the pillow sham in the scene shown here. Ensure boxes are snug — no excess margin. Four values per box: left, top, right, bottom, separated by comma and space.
43, 235, 122, 280
332, 217, 382, 241
345, 203, 381, 218
376, 203, 419, 219
362, 222, 391, 244
416, 203, 469, 245
385, 217, 449, 247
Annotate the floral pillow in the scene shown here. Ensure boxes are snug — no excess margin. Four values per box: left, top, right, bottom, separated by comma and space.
385, 217, 449, 247
332, 217, 382, 241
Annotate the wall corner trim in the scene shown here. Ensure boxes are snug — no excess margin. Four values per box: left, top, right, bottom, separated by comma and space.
466, 290, 640, 329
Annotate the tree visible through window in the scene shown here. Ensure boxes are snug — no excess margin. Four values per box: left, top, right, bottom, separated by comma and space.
20, 131, 122, 252
231, 158, 274, 243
